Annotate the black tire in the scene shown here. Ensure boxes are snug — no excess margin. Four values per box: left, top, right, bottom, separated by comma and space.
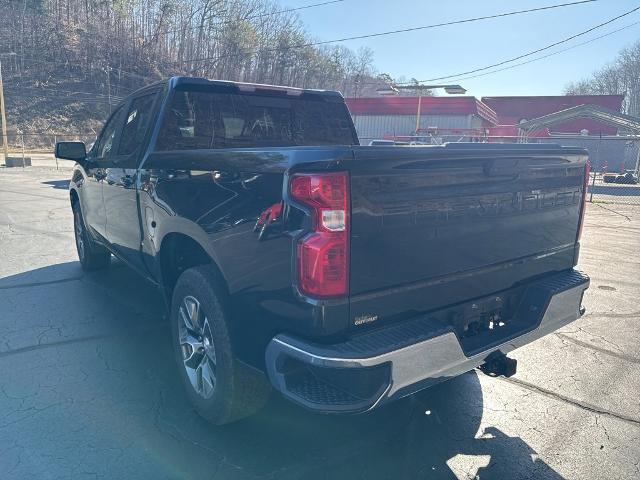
72, 202, 110, 271
171, 265, 271, 425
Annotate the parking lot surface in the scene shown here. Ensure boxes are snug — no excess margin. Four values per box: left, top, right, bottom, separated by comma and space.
1, 167, 639, 480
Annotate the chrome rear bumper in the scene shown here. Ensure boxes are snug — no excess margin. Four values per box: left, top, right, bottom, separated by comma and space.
265, 270, 589, 413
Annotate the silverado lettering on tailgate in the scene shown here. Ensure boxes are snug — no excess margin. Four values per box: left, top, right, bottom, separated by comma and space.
381, 187, 581, 226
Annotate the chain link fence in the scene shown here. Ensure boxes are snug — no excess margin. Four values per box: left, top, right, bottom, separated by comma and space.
585, 170, 640, 206
537, 135, 640, 207
2, 132, 97, 152
1, 132, 96, 169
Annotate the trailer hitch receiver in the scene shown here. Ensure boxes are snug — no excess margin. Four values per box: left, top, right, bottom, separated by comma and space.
478, 353, 517, 378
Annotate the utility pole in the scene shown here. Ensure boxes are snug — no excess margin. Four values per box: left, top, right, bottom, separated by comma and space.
376, 83, 467, 137
0, 60, 9, 163
415, 93, 423, 134
105, 66, 112, 114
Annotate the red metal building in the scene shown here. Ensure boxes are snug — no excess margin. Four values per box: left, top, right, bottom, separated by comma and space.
345, 94, 625, 142
345, 96, 498, 142
481, 95, 625, 136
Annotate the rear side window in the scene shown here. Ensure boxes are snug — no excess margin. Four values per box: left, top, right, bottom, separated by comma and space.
94, 107, 123, 159
155, 88, 356, 150
118, 93, 157, 156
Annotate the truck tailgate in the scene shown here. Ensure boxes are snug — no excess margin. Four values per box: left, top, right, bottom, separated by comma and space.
347, 143, 588, 328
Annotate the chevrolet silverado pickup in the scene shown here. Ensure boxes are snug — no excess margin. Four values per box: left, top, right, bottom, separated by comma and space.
56, 77, 590, 424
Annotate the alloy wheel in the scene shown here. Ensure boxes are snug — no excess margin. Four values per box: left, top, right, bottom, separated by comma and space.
74, 211, 85, 260
178, 295, 218, 399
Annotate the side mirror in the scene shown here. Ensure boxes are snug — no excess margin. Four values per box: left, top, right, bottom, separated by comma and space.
55, 141, 87, 163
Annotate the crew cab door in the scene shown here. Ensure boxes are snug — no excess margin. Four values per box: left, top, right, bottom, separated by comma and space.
103, 90, 160, 273
82, 106, 125, 241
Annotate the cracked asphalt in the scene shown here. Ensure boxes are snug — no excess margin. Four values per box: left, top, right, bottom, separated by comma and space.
1, 166, 639, 480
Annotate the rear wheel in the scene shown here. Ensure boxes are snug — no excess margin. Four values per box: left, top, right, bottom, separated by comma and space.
72, 203, 110, 271
171, 265, 271, 425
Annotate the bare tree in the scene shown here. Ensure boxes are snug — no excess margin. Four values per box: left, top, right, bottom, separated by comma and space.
565, 40, 640, 116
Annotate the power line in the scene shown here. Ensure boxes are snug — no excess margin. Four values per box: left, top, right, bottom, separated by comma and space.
4, 82, 127, 101
5, 85, 133, 103
2, 0, 599, 82
395, 4, 640, 84
176, 0, 598, 65
437, 20, 640, 83
10, 89, 126, 102
6, 55, 157, 83
4, 95, 117, 105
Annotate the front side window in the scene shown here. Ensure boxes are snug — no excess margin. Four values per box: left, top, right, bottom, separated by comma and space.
118, 93, 158, 156
155, 87, 356, 151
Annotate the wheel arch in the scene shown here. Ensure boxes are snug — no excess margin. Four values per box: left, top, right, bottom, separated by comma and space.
70, 187, 79, 207
158, 232, 228, 302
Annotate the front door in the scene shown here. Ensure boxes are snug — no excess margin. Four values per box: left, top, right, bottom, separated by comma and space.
81, 106, 124, 241
103, 91, 159, 273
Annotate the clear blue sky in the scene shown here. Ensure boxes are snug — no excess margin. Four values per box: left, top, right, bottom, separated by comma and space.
290, 0, 640, 97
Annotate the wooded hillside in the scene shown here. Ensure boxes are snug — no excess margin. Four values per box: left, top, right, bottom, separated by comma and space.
0, 0, 387, 141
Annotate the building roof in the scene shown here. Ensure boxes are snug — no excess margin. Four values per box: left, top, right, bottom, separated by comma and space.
518, 104, 640, 136
481, 95, 625, 135
345, 94, 627, 136
345, 96, 499, 125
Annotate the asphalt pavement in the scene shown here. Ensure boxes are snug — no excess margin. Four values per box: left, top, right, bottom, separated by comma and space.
0, 166, 639, 480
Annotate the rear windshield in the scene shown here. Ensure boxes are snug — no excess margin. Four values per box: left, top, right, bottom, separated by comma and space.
155, 87, 356, 150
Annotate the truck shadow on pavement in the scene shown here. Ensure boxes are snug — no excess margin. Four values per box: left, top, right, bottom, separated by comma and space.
41, 179, 71, 190
0, 261, 565, 479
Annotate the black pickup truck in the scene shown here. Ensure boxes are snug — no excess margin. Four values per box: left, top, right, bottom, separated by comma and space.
56, 76, 590, 424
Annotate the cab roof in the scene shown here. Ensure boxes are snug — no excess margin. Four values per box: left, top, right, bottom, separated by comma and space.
129, 76, 344, 101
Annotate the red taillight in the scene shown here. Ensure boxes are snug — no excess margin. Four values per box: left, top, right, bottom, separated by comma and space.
290, 172, 349, 298
576, 161, 590, 242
